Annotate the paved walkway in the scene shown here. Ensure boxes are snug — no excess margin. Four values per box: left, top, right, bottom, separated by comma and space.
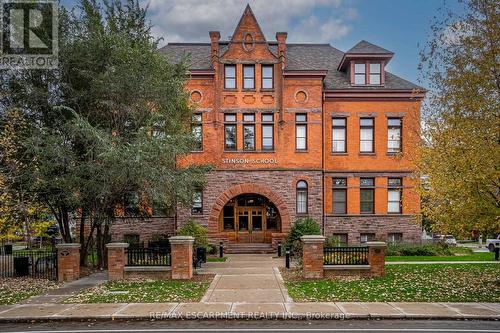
1, 255, 498, 321
198, 254, 292, 304
0, 301, 499, 321
21, 271, 107, 304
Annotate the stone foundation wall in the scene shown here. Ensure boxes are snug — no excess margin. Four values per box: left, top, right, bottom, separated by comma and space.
110, 217, 175, 243
178, 170, 324, 241
324, 215, 421, 245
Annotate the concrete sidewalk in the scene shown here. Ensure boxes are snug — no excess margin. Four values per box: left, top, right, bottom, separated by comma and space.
0, 301, 499, 321
199, 254, 292, 303
21, 272, 107, 305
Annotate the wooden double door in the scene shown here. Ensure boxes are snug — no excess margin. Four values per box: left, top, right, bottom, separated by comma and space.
236, 207, 265, 243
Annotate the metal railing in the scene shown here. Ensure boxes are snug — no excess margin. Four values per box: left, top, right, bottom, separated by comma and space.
323, 246, 369, 265
0, 248, 57, 280
126, 247, 171, 266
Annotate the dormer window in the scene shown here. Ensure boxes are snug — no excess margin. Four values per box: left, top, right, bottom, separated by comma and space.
352, 61, 383, 86
354, 63, 366, 85
369, 63, 381, 85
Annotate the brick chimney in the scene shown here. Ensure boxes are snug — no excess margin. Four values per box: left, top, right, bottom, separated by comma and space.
276, 32, 287, 69
209, 31, 220, 64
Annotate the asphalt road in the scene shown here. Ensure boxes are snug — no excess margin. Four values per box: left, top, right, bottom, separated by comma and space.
0, 319, 499, 333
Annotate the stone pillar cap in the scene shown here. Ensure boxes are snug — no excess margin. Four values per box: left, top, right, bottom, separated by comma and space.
301, 235, 326, 242
106, 243, 130, 249
56, 243, 80, 249
169, 236, 195, 244
366, 241, 387, 248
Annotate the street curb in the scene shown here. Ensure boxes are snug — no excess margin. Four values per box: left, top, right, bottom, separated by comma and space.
0, 312, 499, 322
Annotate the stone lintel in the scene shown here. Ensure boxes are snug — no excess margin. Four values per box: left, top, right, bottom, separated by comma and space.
301, 235, 326, 243
56, 243, 81, 249
169, 236, 195, 244
324, 265, 370, 270
106, 243, 130, 249
366, 241, 387, 248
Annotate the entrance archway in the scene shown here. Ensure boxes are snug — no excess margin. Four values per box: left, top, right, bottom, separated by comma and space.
208, 183, 290, 244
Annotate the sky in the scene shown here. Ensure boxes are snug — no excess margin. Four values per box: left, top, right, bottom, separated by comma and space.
60, 0, 465, 89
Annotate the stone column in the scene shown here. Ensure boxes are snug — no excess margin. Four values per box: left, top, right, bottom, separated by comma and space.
367, 241, 387, 277
169, 236, 194, 280
301, 235, 326, 279
56, 243, 80, 282
106, 243, 129, 281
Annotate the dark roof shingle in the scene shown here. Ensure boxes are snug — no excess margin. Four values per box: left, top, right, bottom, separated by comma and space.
346, 40, 393, 54
159, 41, 423, 91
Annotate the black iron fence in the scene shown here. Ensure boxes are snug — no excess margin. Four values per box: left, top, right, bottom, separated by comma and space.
126, 247, 171, 266
324, 246, 369, 265
0, 248, 57, 280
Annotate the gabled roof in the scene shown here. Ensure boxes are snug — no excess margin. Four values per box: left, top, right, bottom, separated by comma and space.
230, 4, 267, 42
346, 40, 394, 55
158, 43, 212, 70
159, 42, 424, 91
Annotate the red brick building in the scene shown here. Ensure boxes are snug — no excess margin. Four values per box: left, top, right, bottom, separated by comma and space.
111, 5, 425, 249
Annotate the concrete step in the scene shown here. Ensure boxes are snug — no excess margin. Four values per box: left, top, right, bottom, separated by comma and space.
225, 243, 275, 254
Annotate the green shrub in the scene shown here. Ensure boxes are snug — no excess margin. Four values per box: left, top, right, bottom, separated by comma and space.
176, 219, 209, 249
286, 218, 321, 250
206, 244, 217, 255
385, 243, 456, 256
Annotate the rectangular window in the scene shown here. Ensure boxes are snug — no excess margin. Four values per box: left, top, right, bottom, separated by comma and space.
224, 65, 236, 89
331, 233, 348, 247
123, 234, 140, 247
388, 178, 402, 214
360, 233, 375, 244
369, 63, 381, 85
124, 193, 140, 216
261, 113, 274, 150
243, 113, 255, 150
332, 118, 347, 153
295, 114, 307, 150
224, 114, 237, 150
388, 233, 403, 243
243, 65, 255, 89
152, 202, 169, 217
261, 65, 273, 89
387, 118, 402, 153
360, 118, 374, 153
332, 178, 347, 214
223, 206, 235, 230
354, 63, 366, 85
192, 190, 203, 215
191, 114, 202, 151
360, 178, 375, 214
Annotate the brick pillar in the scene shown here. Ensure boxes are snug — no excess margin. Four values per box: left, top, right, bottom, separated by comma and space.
56, 243, 80, 282
301, 235, 325, 279
106, 243, 129, 281
169, 236, 194, 280
367, 241, 387, 277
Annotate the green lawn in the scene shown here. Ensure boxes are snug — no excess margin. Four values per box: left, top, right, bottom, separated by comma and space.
285, 264, 500, 302
62, 279, 212, 303
207, 257, 227, 262
0, 278, 60, 305
386, 252, 495, 262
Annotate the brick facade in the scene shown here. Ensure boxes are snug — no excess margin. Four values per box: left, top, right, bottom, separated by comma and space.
324, 215, 421, 245
102, 5, 425, 248
106, 243, 128, 281
109, 217, 175, 243
56, 243, 80, 282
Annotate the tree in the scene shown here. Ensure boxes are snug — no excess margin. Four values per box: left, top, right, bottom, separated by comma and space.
418, 0, 500, 238
0, 0, 209, 266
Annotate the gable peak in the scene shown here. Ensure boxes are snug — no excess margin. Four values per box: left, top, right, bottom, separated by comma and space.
231, 3, 266, 42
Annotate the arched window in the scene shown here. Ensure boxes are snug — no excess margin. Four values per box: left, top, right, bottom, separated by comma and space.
296, 180, 308, 214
